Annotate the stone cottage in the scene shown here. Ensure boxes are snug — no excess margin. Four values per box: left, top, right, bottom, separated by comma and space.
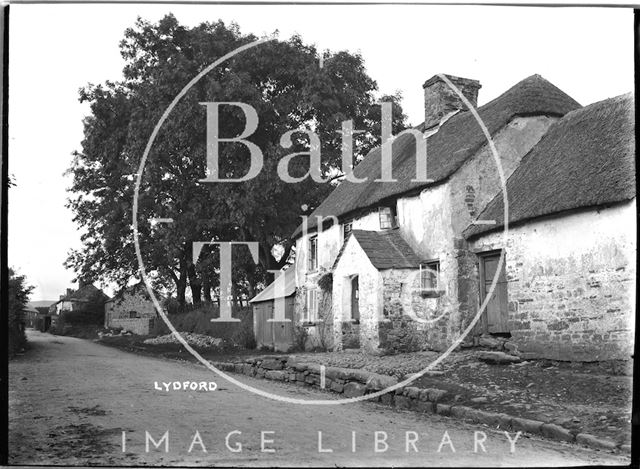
51, 282, 110, 315
464, 93, 635, 361
252, 73, 634, 361
104, 283, 159, 335
289, 73, 582, 353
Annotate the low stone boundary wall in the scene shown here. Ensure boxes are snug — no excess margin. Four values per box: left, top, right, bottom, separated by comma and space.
211, 355, 629, 454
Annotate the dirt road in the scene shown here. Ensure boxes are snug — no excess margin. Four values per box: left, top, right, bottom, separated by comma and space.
8, 330, 629, 466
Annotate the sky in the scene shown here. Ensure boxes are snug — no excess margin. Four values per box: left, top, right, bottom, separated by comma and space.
8, 3, 634, 301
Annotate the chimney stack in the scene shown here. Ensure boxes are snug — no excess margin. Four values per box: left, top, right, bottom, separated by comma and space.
423, 74, 481, 129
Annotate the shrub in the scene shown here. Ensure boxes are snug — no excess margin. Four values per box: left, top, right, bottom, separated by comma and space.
315, 290, 334, 351
163, 297, 182, 315
379, 299, 424, 354
8, 268, 33, 356
292, 324, 309, 352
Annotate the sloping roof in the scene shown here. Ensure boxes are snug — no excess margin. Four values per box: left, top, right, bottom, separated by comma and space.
294, 74, 581, 238
60, 284, 110, 303
464, 93, 635, 239
249, 268, 296, 303
28, 300, 56, 309
105, 282, 164, 304
334, 229, 422, 270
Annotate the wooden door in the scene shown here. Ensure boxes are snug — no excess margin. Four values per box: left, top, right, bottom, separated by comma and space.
254, 304, 273, 348
480, 253, 509, 333
272, 298, 294, 352
351, 276, 360, 321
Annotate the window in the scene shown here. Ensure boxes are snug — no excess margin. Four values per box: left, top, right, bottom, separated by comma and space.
308, 236, 318, 271
129, 311, 138, 319
343, 222, 352, 241
305, 289, 318, 323
420, 261, 440, 291
378, 205, 397, 230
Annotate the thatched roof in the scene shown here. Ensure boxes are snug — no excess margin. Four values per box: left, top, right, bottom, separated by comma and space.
59, 284, 110, 303
293, 74, 580, 238
333, 229, 422, 270
464, 93, 635, 239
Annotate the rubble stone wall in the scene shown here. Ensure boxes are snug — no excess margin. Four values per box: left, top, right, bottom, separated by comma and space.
105, 290, 157, 332
470, 200, 636, 361
332, 237, 383, 352
108, 317, 154, 335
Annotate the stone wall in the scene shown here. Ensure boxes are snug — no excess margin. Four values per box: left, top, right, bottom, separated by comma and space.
105, 291, 156, 320
340, 321, 360, 349
108, 317, 154, 335
470, 201, 636, 361
332, 236, 383, 352
105, 290, 158, 334
448, 115, 558, 346
211, 355, 628, 453
292, 114, 562, 354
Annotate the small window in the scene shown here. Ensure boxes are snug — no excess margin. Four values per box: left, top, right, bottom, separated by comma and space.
129, 311, 138, 319
305, 290, 318, 323
379, 205, 397, 230
308, 235, 318, 271
343, 222, 352, 241
420, 261, 440, 291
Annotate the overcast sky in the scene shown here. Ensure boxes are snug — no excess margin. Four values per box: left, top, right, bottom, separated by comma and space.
8, 4, 634, 300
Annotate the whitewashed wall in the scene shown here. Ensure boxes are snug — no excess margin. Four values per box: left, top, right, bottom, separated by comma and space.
470, 200, 636, 360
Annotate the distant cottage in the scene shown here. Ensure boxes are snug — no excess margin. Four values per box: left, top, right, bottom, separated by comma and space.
251, 74, 635, 361
104, 283, 160, 335
50, 282, 110, 316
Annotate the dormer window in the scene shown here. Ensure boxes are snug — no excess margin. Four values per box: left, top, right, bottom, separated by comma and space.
379, 205, 398, 230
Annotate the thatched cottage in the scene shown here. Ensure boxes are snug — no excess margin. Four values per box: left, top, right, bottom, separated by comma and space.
464, 93, 635, 361
253, 74, 635, 362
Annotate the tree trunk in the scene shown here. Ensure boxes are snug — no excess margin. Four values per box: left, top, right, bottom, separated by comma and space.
202, 275, 212, 303
176, 276, 187, 307
187, 262, 202, 305
176, 256, 188, 307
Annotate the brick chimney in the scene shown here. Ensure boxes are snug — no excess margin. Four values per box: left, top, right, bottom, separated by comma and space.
423, 74, 481, 129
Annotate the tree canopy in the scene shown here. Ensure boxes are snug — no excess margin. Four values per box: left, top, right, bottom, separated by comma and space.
66, 14, 408, 305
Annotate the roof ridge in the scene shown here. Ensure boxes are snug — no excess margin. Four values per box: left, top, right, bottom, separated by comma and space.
293, 75, 582, 239
464, 92, 634, 239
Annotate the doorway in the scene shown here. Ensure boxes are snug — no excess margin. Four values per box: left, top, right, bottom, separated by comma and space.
350, 276, 360, 322
479, 252, 509, 334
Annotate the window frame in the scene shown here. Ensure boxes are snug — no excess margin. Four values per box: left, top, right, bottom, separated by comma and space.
378, 205, 398, 230
420, 260, 441, 295
308, 235, 318, 271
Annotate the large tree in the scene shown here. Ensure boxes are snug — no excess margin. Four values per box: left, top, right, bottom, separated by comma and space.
66, 14, 408, 305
